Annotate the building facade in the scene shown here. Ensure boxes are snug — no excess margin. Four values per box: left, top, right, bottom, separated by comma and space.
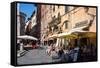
36, 5, 41, 43
25, 11, 37, 36
17, 11, 26, 56
40, 5, 96, 53
47, 5, 96, 40
17, 12, 26, 36
25, 6, 41, 42
40, 5, 53, 45
60, 7, 96, 47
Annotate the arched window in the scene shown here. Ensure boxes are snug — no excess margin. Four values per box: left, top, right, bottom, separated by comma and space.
63, 20, 68, 29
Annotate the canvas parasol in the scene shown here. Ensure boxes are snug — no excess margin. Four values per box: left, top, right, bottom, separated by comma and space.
17, 35, 38, 40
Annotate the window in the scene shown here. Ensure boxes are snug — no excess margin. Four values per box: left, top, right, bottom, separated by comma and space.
64, 20, 68, 29
65, 6, 75, 13
65, 6, 69, 13
58, 13, 60, 17
50, 5, 52, 10
53, 5, 55, 12
57, 13, 61, 24
58, 5, 60, 8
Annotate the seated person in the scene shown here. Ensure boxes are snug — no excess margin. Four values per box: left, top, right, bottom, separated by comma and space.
46, 44, 54, 56
58, 46, 64, 57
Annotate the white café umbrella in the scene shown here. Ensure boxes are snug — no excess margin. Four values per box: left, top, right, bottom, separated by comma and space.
48, 34, 58, 39
57, 27, 89, 39
17, 35, 38, 41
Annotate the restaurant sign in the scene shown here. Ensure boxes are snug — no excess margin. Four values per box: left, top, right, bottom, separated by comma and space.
74, 20, 88, 28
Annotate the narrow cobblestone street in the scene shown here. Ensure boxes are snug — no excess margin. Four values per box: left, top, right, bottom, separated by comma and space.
17, 46, 60, 65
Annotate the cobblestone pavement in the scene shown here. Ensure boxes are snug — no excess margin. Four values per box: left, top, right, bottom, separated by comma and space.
17, 45, 61, 65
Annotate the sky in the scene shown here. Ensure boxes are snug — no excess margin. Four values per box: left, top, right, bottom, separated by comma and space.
18, 3, 37, 22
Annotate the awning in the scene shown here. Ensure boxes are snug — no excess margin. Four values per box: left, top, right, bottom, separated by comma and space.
80, 32, 96, 38
17, 35, 38, 40
57, 30, 96, 39
48, 34, 58, 39
58, 32, 78, 39
72, 25, 88, 30
47, 25, 96, 39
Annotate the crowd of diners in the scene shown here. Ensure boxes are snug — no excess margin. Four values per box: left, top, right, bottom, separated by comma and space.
46, 42, 97, 62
